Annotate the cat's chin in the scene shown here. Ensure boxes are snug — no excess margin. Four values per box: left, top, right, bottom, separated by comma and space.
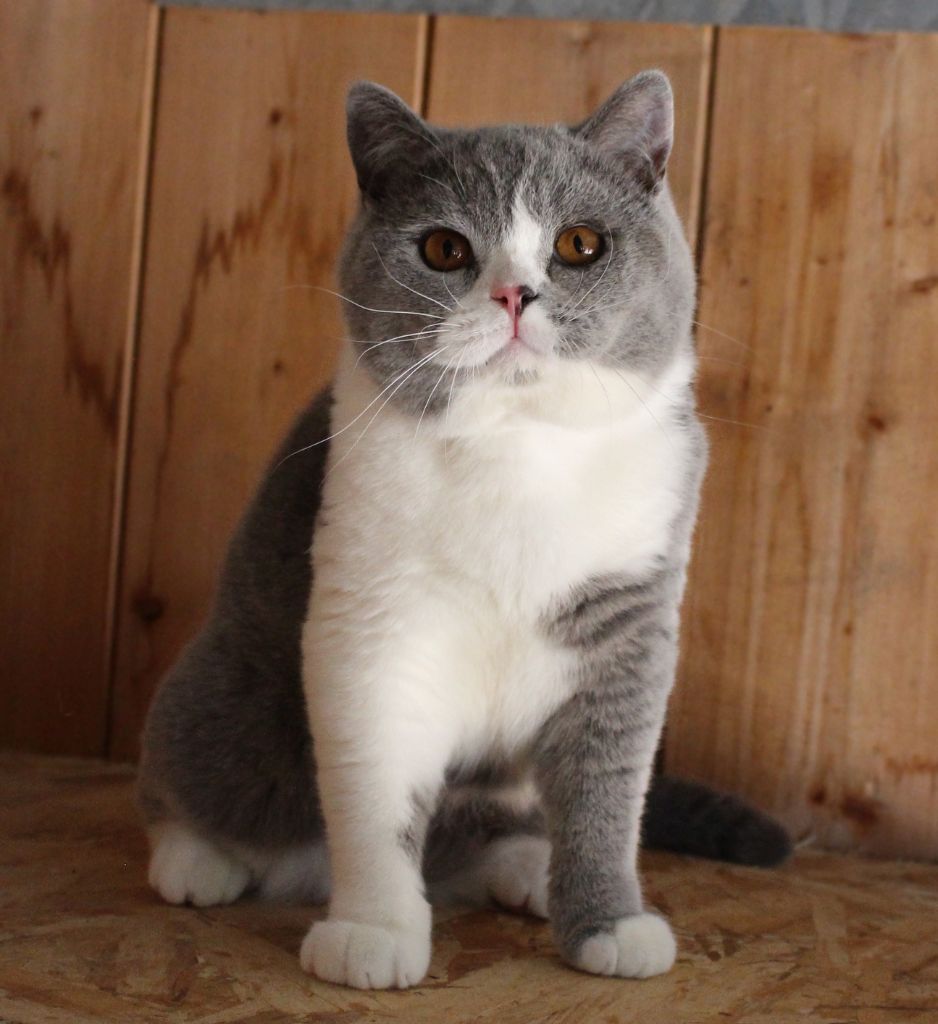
498, 365, 541, 387
484, 355, 543, 388
481, 338, 548, 385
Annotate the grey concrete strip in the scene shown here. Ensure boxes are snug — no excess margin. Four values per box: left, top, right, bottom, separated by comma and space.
158, 0, 938, 34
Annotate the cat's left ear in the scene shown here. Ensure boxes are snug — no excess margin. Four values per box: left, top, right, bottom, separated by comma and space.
346, 81, 437, 201
574, 70, 674, 190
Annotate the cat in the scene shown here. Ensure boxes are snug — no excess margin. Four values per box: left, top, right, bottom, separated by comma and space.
138, 71, 790, 991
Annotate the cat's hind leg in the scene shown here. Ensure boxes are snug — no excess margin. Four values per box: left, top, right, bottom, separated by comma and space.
425, 784, 551, 918
148, 820, 332, 907
147, 821, 251, 907
254, 841, 331, 903
456, 833, 552, 918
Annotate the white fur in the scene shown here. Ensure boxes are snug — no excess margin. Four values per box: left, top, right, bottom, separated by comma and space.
299, 197, 695, 988
300, 913, 431, 989
148, 823, 251, 907
574, 913, 677, 978
478, 834, 551, 917
496, 196, 548, 291
437, 198, 557, 373
148, 824, 331, 907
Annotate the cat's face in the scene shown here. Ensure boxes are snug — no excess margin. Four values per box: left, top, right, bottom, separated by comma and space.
338, 73, 695, 415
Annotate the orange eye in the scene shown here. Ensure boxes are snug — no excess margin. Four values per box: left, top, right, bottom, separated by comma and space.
555, 225, 604, 266
421, 229, 473, 272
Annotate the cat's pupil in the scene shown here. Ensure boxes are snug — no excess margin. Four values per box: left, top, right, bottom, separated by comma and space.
573, 233, 585, 254
443, 239, 454, 260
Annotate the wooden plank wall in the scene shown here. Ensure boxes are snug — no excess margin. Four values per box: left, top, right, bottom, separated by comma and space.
667, 28, 938, 859
0, 0, 156, 755
3, 3, 938, 858
109, 8, 428, 758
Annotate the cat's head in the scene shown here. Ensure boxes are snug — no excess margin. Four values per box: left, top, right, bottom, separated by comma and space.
339, 72, 695, 415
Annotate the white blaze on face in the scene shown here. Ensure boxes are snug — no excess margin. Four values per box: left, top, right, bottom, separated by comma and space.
469, 194, 549, 300
498, 195, 548, 293
451, 194, 558, 371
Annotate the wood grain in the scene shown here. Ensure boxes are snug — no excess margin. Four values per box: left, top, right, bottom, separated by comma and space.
3, 751, 938, 1023
109, 9, 428, 758
0, 0, 155, 755
426, 16, 714, 244
667, 28, 938, 858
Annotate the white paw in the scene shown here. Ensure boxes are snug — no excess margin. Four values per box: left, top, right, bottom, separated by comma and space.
299, 918, 431, 989
574, 913, 676, 979
483, 835, 550, 918
148, 823, 251, 907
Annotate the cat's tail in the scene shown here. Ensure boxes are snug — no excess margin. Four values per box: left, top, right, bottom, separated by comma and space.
643, 775, 792, 867
424, 775, 791, 895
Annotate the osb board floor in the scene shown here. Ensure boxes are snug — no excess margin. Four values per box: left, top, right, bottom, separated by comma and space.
1, 754, 936, 1024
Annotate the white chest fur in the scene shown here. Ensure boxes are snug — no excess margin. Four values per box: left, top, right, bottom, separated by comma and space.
323, 352, 693, 605
304, 351, 695, 762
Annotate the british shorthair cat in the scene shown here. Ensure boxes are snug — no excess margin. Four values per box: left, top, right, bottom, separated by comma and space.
139, 71, 789, 990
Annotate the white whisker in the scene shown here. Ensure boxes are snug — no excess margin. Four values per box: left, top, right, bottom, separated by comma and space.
416, 171, 460, 199
371, 244, 453, 313
279, 284, 443, 320
563, 223, 615, 320
327, 347, 448, 477
276, 348, 444, 467
442, 274, 464, 310
600, 364, 677, 453
413, 351, 458, 443
635, 369, 773, 435
395, 123, 467, 199
558, 268, 588, 318
352, 324, 450, 368
691, 319, 753, 353
443, 344, 471, 461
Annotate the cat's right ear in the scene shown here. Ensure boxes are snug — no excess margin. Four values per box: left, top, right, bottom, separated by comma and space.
346, 82, 435, 201
573, 70, 674, 191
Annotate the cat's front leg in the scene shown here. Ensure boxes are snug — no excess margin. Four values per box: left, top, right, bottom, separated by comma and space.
536, 573, 681, 978
299, 627, 455, 990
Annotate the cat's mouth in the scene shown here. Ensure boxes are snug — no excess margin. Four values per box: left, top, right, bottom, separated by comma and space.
486, 331, 551, 364
447, 321, 554, 379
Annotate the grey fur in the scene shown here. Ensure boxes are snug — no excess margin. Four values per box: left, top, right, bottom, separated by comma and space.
535, 568, 686, 958
138, 76, 790, 967
531, 361, 710, 958
139, 391, 334, 849
138, 388, 786, 876
339, 74, 694, 414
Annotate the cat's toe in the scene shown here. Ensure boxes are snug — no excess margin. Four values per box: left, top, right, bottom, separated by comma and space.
484, 835, 550, 918
148, 823, 251, 907
300, 919, 431, 989
573, 913, 676, 979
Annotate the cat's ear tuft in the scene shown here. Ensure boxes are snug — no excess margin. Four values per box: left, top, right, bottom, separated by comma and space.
574, 70, 674, 190
346, 81, 435, 200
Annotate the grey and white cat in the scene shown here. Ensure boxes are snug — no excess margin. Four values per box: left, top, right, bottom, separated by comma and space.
139, 72, 789, 990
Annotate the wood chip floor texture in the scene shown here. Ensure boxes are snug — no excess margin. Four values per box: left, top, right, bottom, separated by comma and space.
1, 754, 936, 1024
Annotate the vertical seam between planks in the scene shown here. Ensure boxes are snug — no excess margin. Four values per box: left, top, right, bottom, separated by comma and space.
692, 24, 720, 272
662, 23, 718, 779
416, 14, 436, 117
103, 1, 164, 760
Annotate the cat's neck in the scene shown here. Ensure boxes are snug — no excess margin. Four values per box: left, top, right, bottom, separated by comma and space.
332, 342, 696, 445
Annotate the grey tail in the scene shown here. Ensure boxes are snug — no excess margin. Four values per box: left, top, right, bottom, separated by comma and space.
643, 775, 793, 868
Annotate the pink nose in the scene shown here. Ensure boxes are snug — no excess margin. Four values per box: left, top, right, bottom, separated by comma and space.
491, 284, 537, 336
